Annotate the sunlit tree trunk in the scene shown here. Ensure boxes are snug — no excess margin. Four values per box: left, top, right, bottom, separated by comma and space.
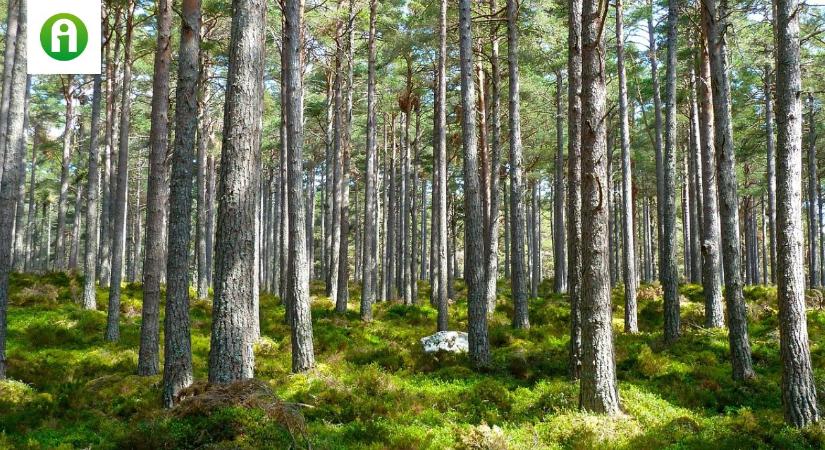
209, 0, 265, 383
0, 11, 27, 378
106, 4, 135, 342
507, 0, 529, 330
460, 0, 490, 367
702, 0, 755, 380
774, 0, 820, 425
82, 76, 103, 310
361, 0, 379, 321
139, 0, 172, 376
567, 0, 583, 380
284, 0, 315, 372
579, 0, 620, 414
616, 0, 637, 333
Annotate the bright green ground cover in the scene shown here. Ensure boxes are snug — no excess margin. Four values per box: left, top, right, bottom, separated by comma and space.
1, 272, 824, 449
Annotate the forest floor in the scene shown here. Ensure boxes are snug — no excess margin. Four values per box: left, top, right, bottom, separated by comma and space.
2, 273, 825, 449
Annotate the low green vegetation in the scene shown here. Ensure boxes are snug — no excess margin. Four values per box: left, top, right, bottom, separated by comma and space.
1, 273, 824, 449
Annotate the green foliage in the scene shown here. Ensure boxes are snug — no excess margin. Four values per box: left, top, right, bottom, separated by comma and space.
3, 274, 825, 449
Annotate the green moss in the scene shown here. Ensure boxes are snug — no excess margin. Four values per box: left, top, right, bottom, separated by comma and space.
1, 273, 822, 449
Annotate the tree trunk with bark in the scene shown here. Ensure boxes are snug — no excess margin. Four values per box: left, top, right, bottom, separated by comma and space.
460, 0, 490, 367
774, 0, 820, 425
82, 76, 103, 310
284, 0, 316, 372
138, 0, 172, 376
579, 0, 620, 414
361, 0, 378, 322
0, 11, 27, 379
507, 0, 530, 330
106, 5, 135, 342
568, 0, 583, 381
209, 0, 266, 383
661, 0, 680, 343
617, 0, 638, 333
162, 0, 200, 406
702, 0, 755, 379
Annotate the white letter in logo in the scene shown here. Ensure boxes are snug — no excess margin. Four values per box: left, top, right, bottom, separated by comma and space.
51, 19, 77, 53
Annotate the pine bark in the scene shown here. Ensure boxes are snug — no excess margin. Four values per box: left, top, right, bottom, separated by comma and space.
617, 0, 638, 333
485, 0, 503, 312
162, 0, 200, 406
56, 77, 76, 270
460, 0, 490, 367
82, 76, 103, 310
106, 5, 135, 342
774, 0, 820, 425
361, 0, 378, 321
702, 0, 755, 379
284, 0, 316, 372
209, 0, 266, 383
0, 10, 27, 379
567, 0, 584, 380
807, 94, 820, 287
554, 72, 567, 293
507, 0, 530, 330
0, 0, 19, 185
662, 0, 680, 343
696, 34, 725, 328
138, 0, 172, 376
434, 0, 449, 331
579, 0, 620, 414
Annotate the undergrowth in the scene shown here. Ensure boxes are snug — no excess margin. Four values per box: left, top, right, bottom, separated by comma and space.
1, 273, 824, 449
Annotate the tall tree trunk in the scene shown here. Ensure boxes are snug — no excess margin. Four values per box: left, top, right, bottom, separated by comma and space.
139, 0, 173, 376
361, 0, 379, 322
209, 0, 265, 383
336, 0, 355, 312
0, 12, 27, 379
24, 131, 37, 272
461, 0, 490, 367
697, 34, 725, 328
69, 185, 84, 270
507, 0, 530, 330
56, 77, 76, 270
567, 0, 584, 381
554, 72, 567, 293
662, 0, 680, 342
82, 76, 103, 310
702, 0, 755, 379
284, 0, 315, 372
531, 181, 542, 298
647, 0, 665, 282
688, 68, 703, 284
196, 61, 212, 300
807, 93, 820, 287
106, 5, 135, 342
580, 0, 620, 414
11, 97, 29, 271
617, 0, 638, 333
162, 0, 200, 406
0, 0, 19, 185
774, 0, 820, 425
434, 0, 449, 331
98, 12, 119, 288
485, 0, 503, 312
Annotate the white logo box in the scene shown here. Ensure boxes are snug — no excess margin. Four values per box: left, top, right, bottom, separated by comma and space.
27, 0, 101, 74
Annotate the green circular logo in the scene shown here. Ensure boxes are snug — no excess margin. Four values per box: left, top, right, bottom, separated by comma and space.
40, 13, 88, 61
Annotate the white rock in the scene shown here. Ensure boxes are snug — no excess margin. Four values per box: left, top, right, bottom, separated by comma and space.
420, 331, 469, 354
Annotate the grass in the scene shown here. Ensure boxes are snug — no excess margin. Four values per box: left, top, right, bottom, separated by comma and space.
1, 272, 825, 449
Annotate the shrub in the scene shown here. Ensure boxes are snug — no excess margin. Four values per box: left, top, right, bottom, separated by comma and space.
10, 284, 59, 307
